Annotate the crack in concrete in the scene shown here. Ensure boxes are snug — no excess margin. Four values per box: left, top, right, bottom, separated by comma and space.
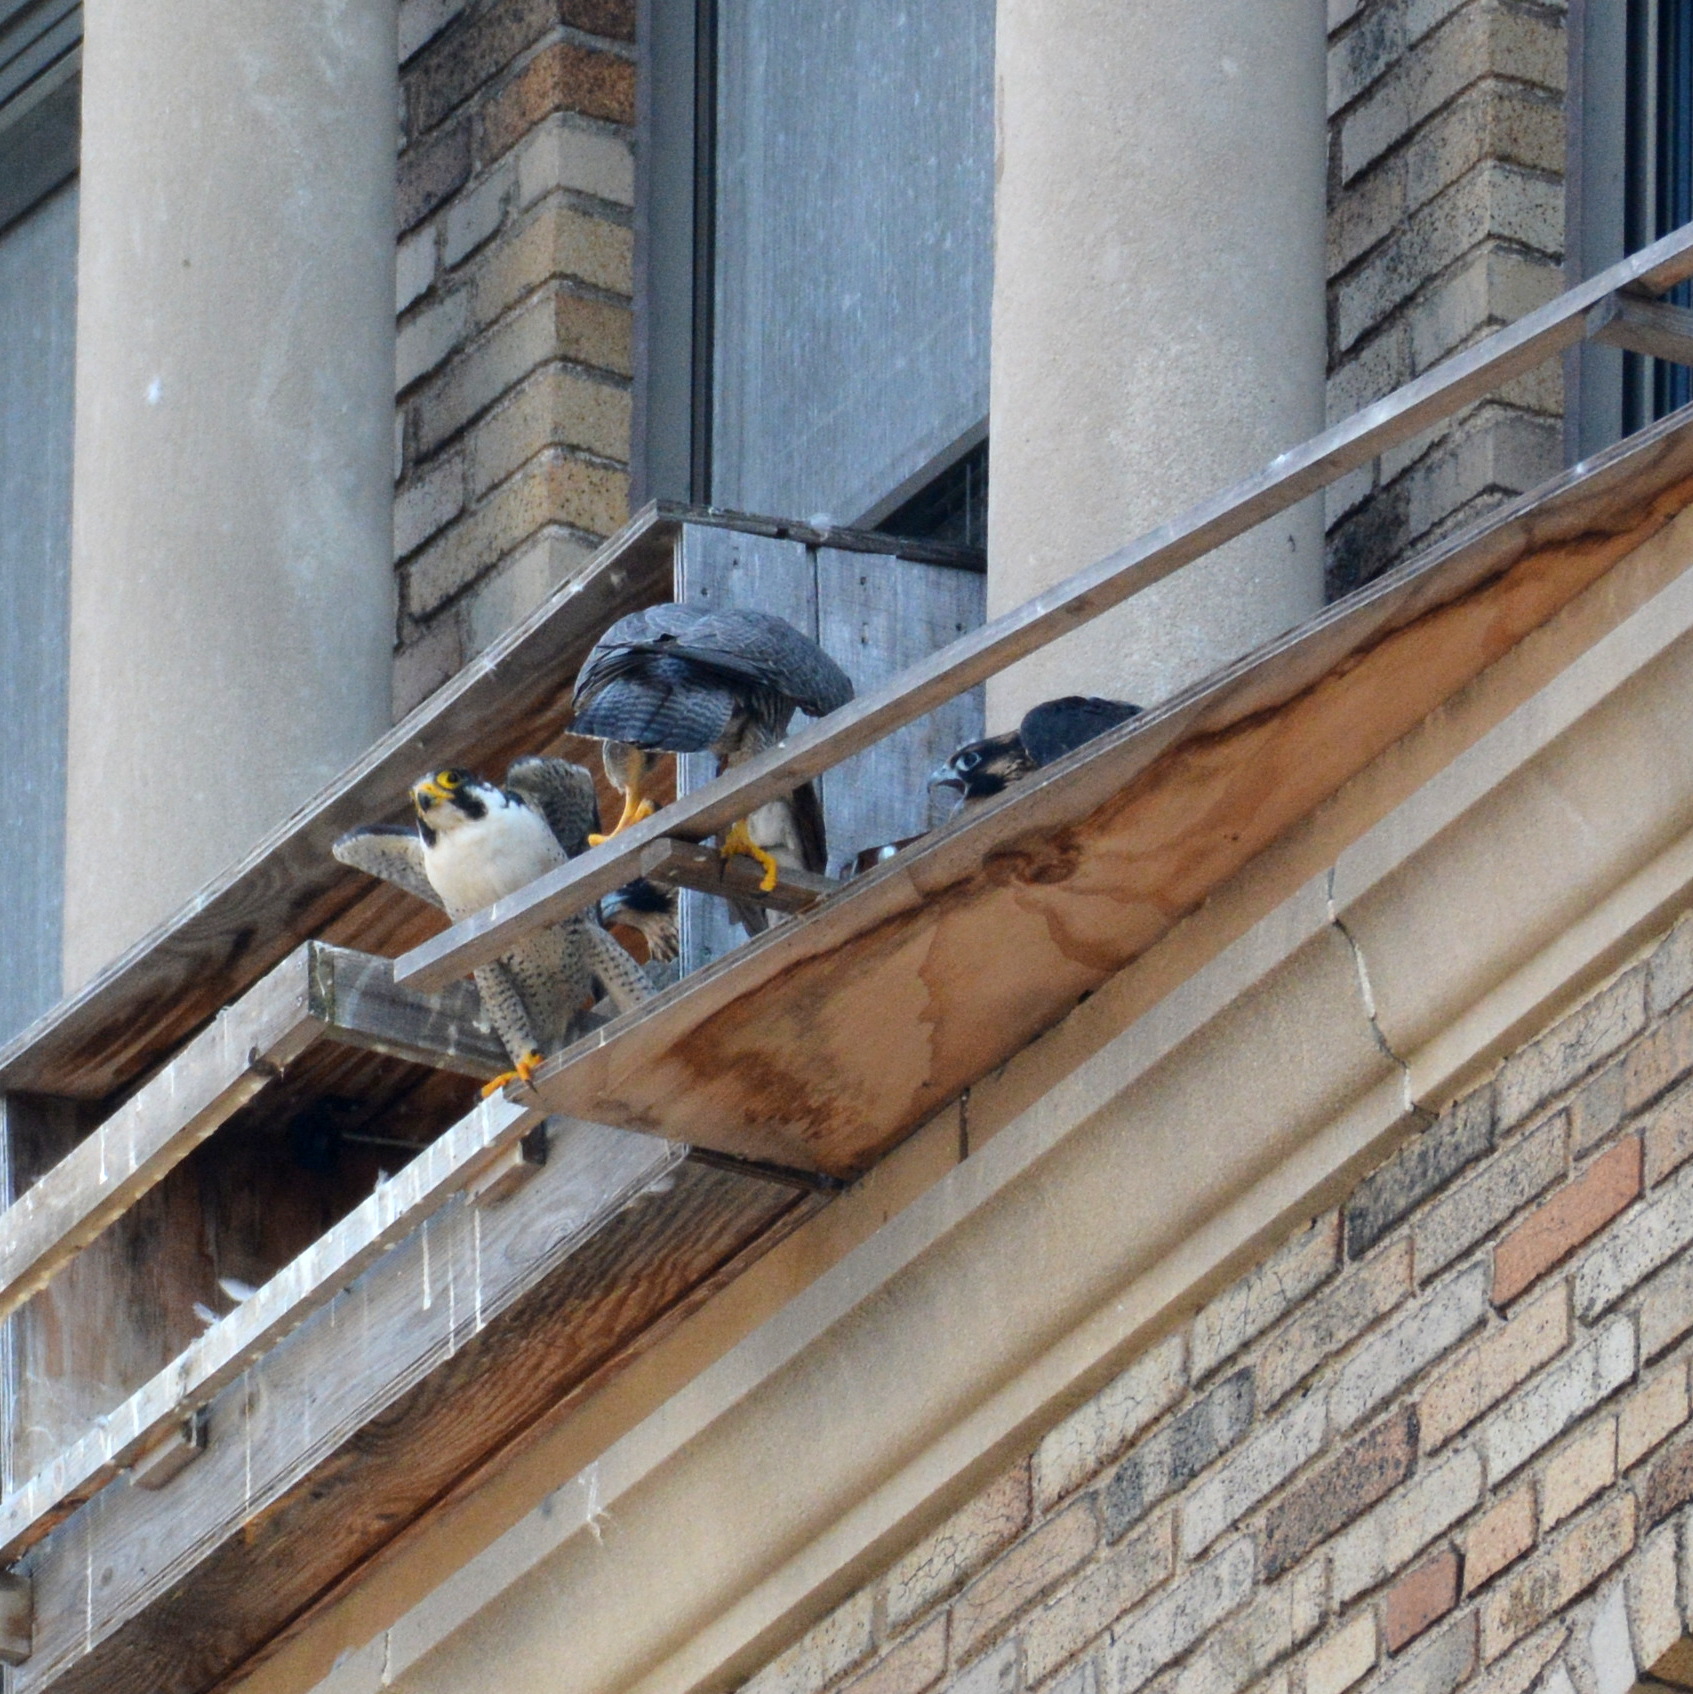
1326, 867, 1425, 1121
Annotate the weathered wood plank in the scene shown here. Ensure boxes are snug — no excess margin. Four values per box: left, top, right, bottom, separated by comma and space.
676, 527, 822, 971
0, 955, 322, 1329
19, 1137, 810, 1694
655, 500, 984, 570
815, 548, 984, 865
503, 401, 1693, 1176
1594, 293, 1693, 368
308, 942, 506, 1080
639, 838, 837, 912
395, 226, 1693, 995
0, 1090, 549, 1561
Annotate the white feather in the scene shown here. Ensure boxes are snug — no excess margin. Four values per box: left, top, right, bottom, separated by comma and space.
420, 783, 566, 919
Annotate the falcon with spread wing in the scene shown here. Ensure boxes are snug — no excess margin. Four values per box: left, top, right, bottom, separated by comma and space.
929, 696, 1143, 810
333, 756, 667, 1093
571, 604, 855, 910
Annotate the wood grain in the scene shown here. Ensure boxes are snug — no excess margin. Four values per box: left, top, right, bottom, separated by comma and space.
397, 226, 1693, 994
15, 1131, 810, 1694
500, 402, 1693, 1177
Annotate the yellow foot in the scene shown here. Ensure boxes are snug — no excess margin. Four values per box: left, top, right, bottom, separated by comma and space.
587, 795, 655, 847
480, 1049, 544, 1098
722, 819, 781, 894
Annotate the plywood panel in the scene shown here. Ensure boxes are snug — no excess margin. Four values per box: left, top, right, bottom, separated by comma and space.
816, 550, 984, 865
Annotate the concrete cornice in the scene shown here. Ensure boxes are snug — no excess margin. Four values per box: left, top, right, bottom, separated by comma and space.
257, 502, 1693, 1694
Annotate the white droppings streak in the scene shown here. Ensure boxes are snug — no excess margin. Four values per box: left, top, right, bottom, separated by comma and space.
84, 1532, 94, 1649
472, 1210, 484, 1333
421, 1216, 433, 1310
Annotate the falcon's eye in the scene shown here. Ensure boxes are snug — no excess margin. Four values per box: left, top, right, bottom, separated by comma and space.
957, 750, 981, 772
438, 770, 460, 789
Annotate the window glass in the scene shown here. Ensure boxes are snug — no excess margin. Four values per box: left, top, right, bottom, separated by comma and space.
708, 0, 993, 526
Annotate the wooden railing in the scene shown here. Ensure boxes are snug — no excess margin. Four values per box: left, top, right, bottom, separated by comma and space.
392, 222, 1693, 997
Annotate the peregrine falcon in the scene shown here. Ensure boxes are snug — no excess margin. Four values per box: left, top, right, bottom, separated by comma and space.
929, 696, 1142, 810
333, 756, 664, 1093
571, 604, 855, 910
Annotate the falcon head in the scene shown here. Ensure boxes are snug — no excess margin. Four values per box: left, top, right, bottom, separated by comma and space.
927, 731, 1035, 807
410, 768, 495, 840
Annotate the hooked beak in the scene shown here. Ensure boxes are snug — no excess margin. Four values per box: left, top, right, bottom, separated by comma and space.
412, 777, 449, 812
927, 760, 965, 795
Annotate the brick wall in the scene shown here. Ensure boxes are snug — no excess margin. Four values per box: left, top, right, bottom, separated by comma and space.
743, 908, 1693, 1694
1323, 0, 1567, 598
390, 0, 636, 720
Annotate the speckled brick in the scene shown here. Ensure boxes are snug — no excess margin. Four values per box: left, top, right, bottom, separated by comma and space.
1260, 1240, 1411, 1407
1034, 1333, 1186, 1511
1170, 1561, 1326, 1694
1180, 1393, 1327, 1559
1102, 1371, 1252, 1542
842, 1617, 948, 1694
1637, 1252, 1693, 1361
1625, 998, 1693, 1115
1261, 1406, 1417, 1581
1305, 1613, 1378, 1694
481, 42, 635, 164
1573, 1160, 1693, 1320
1540, 1417, 1616, 1529
1481, 1313, 1635, 1484
1498, 970, 1646, 1128
1331, 1262, 1488, 1432
1419, 1281, 1566, 1451
1618, 1362, 1690, 1469
1384, 1550, 1460, 1652
884, 1464, 1030, 1629
1345, 1090, 1493, 1258
951, 1496, 1099, 1663
1482, 1493, 1636, 1660
400, 121, 473, 230
1649, 914, 1693, 1017
1413, 1115, 1565, 1279
1192, 1215, 1338, 1380
1568, 1063, 1627, 1158
1494, 1139, 1640, 1305
1463, 1487, 1536, 1595
1107, 1541, 1255, 1694
1329, 1444, 1482, 1605
1022, 1518, 1172, 1684
1644, 1081, 1693, 1186
1642, 1429, 1693, 1525
1377, 1617, 1476, 1694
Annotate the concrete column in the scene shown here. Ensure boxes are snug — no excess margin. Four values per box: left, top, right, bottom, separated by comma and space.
988, 0, 1328, 726
62, 0, 398, 987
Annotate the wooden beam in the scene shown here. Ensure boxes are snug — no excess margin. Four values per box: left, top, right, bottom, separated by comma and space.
308, 942, 507, 1079
0, 944, 512, 1334
0, 1572, 30, 1668
0, 1088, 547, 1561
637, 837, 837, 913
16, 1132, 811, 1694
1593, 293, 1693, 369
0, 957, 323, 1329
394, 224, 1693, 995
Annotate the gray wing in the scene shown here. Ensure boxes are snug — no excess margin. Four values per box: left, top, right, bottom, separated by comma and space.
574, 604, 853, 728
332, 826, 443, 909
505, 756, 599, 856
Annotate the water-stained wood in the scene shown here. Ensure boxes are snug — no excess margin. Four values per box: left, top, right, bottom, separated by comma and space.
506, 404, 1693, 1176
16, 1127, 809, 1694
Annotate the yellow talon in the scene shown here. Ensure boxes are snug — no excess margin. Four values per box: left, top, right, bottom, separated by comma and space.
722, 819, 781, 894
480, 1048, 544, 1098
588, 794, 655, 847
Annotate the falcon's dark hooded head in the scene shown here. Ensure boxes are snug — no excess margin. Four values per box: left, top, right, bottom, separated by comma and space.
929, 696, 1142, 811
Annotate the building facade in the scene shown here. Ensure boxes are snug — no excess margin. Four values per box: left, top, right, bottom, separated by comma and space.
2, 5, 1693, 1694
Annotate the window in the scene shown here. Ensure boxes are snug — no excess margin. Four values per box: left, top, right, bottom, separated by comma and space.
0, 0, 79, 1041
1570, 0, 1693, 455
637, 0, 994, 530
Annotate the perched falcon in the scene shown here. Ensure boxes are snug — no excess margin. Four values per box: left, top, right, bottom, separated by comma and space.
571, 604, 855, 916
929, 696, 1142, 810
332, 756, 664, 1093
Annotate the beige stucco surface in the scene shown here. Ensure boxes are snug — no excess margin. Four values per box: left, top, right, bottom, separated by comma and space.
987, 0, 1328, 725
61, 0, 399, 986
